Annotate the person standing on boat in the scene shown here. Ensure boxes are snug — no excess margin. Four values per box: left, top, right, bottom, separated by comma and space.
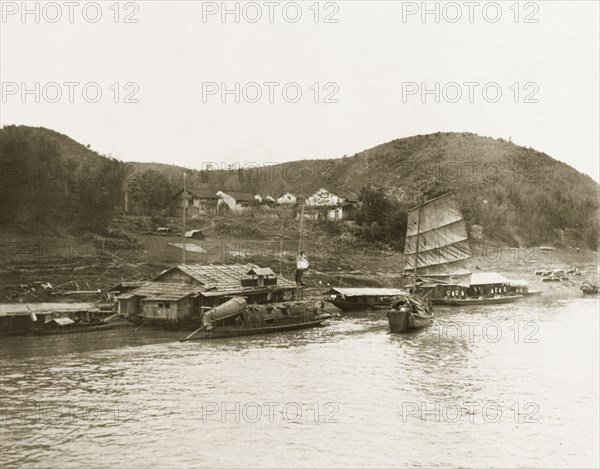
295, 250, 309, 286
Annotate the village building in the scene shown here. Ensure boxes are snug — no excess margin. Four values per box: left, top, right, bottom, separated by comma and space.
262, 195, 277, 206
217, 191, 256, 212
116, 264, 298, 323
254, 195, 277, 210
277, 193, 299, 205
299, 188, 360, 221
170, 188, 220, 218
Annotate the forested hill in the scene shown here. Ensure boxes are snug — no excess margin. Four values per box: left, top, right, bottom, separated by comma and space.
1, 126, 597, 249
0, 125, 131, 232
135, 132, 599, 248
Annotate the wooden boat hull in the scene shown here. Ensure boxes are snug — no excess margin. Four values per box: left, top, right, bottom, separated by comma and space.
523, 290, 543, 296
33, 321, 133, 335
432, 295, 523, 306
580, 282, 599, 295
387, 310, 433, 333
126, 315, 200, 331
180, 315, 331, 341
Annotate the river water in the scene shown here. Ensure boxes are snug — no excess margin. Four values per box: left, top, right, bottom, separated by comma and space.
1, 295, 598, 468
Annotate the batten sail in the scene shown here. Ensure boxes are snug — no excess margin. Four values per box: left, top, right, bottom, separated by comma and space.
403, 193, 471, 286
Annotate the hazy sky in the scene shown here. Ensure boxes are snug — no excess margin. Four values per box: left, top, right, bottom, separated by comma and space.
2, 1, 599, 181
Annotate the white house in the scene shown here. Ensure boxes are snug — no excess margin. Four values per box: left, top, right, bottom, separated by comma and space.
277, 193, 297, 205
305, 188, 343, 206
302, 188, 359, 221
216, 191, 256, 212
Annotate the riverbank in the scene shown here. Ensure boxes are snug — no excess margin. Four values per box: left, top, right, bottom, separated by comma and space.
1, 227, 596, 303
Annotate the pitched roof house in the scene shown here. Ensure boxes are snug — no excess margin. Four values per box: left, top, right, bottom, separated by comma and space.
301, 188, 360, 221
117, 263, 298, 321
217, 191, 256, 212
171, 188, 220, 217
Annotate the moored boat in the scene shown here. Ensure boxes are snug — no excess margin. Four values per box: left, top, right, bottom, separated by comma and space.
387, 295, 433, 333
400, 194, 531, 306
580, 281, 599, 295
0, 302, 130, 336
180, 297, 331, 341
33, 316, 132, 335
325, 287, 406, 312
433, 295, 523, 306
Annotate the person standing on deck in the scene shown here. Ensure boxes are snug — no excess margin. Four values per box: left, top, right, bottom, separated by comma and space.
295, 250, 309, 286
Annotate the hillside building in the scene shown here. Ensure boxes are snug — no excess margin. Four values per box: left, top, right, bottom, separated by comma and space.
217, 191, 256, 212
171, 188, 219, 218
300, 188, 360, 221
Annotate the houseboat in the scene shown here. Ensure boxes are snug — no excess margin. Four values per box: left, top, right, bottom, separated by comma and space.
118, 263, 310, 330
431, 272, 524, 306
0, 302, 130, 336
181, 297, 331, 341
325, 287, 407, 311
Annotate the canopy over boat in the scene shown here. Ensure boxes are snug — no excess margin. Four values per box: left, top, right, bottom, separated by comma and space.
326, 288, 407, 298
202, 297, 247, 326
507, 279, 529, 287
470, 272, 510, 286
404, 193, 472, 287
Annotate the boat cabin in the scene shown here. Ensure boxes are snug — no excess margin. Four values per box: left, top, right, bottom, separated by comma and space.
507, 279, 530, 295
419, 283, 468, 300
325, 287, 407, 311
466, 272, 510, 297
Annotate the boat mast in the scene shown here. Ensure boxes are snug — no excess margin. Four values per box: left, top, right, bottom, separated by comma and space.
182, 172, 186, 265
297, 203, 306, 300
298, 203, 305, 252
412, 204, 421, 292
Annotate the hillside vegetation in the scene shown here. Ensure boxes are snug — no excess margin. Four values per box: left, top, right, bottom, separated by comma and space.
0, 125, 130, 233
1, 126, 597, 249
136, 133, 599, 249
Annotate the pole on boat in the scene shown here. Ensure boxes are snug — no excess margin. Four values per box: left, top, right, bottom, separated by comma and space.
413, 205, 421, 292
182, 172, 187, 265
297, 204, 306, 300
298, 203, 305, 252
278, 237, 283, 277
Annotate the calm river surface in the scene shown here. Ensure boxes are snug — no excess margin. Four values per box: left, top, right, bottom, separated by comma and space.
1, 296, 598, 468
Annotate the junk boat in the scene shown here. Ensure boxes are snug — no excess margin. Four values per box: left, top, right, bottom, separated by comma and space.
400, 193, 527, 307
325, 288, 407, 312
180, 297, 331, 341
386, 193, 453, 333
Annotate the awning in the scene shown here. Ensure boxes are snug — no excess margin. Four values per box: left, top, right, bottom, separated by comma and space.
508, 279, 529, 287
326, 288, 407, 297
470, 272, 510, 286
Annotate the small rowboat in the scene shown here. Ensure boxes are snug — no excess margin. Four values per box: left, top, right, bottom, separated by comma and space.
581, 281, 599, 296
387, 295, 433, 333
